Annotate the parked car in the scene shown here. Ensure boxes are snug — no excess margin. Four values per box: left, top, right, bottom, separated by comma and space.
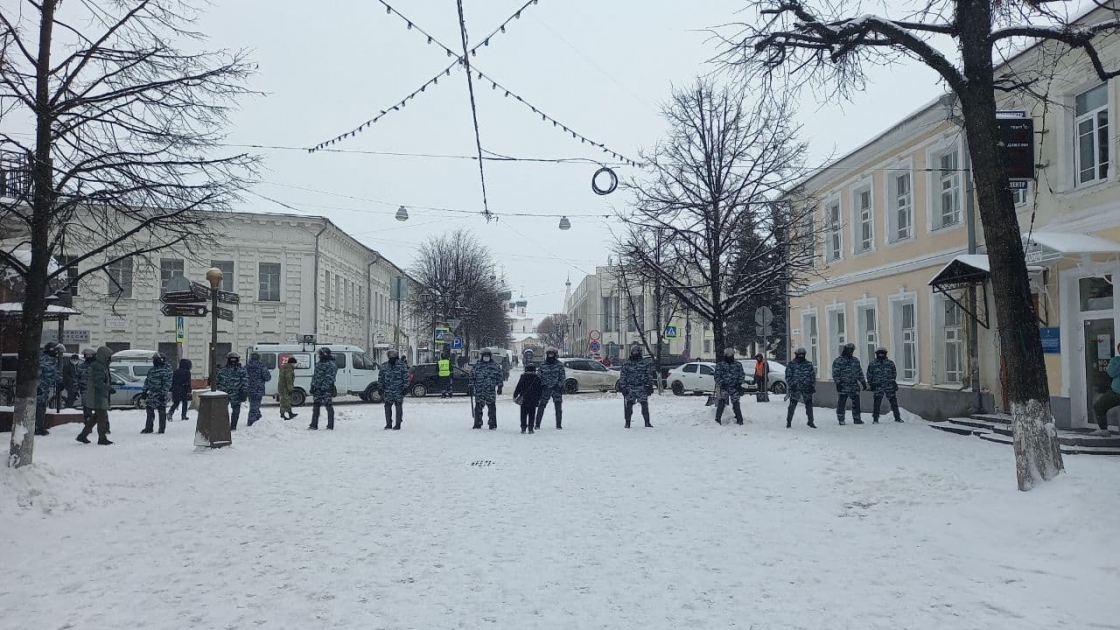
666, 361, 718, 395
110, 349, 157, 380
251, 343, 381, 406
110, 371, 148, 409
407, 363, 473, 397
739, 360, 788, 394
556, 358, 621, 394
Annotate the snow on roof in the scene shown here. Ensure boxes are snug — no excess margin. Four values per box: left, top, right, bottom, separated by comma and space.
1024, 231, 1120, 255
510, 332, 538, 342
1, 248, 61, 284
0, 303, 81, 314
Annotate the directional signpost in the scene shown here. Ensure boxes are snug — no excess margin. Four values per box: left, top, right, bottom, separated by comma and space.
217, 290, 240, 305
216, 306, 235, 323
161, 304, 207, 317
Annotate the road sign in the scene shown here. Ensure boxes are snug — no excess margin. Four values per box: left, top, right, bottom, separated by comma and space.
217, 290, 240, 305
589, 329, 602, 341
160, 291, 204, 304
175, 316, 185, 343
447, 318, 462, 330
664, 325, 678, 339
190, 281, 213, 301
435, 329, 448, 342
756, 325, 773, 337
451, 337, 463, 350
755, 306, 774, 326
161, 304, 206, 317
217, 306, 234, 322
589, 340, 601, 353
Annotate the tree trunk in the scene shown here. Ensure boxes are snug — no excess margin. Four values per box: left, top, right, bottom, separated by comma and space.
10, 1, 58, 468
957, 0, 1063, 490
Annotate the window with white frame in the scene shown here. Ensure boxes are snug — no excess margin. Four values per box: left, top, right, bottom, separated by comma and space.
802, 209, 817, 267
159, 258, 184, 294
1074, 83, 1109, 186
258, 263, 281, 302
703, 339, 711, 354
888, 172, 913, 242
936, 149, 961, 228
107, 258, 133, 299
826, 200, 842, 262
802, 311, 819, 374
938, 296, 965, 384
891, 296, 918, 382
325, 271, 332, 310
827, 305, 847, 366
1012, 185, 1029, 206
856, 303, 878, 361
854, 186, 873, 253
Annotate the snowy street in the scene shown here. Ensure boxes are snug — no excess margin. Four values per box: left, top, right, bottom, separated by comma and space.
2, 394, 1118, 630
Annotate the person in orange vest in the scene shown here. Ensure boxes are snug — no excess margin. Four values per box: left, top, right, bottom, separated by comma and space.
438, 352, 453, 398
753, 354, 770, 402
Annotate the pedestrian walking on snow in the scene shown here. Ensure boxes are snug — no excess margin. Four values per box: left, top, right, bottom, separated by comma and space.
36, 343, 63, 436
534, 348, 566, 429
142, 353, 173, 434
714, 348, 746, 425
245, 352, 271, 426
866, 347, 903, 423
784, 348, 817, 428
832, 342, 868, 425
1091, 341, 1120, 436
619, 346, 655, 428
513, 363, 543, 433
278, 357, 298, 420
74, 349, 94, 425
471, 349, 504, 429
75, 346, 113, 445
218, 352, 248, 430
168, 359, 193, 422
379, 350, 409, 430
308, 347, 338, 430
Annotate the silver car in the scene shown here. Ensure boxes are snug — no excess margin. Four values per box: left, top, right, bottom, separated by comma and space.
109, 371, 148, 409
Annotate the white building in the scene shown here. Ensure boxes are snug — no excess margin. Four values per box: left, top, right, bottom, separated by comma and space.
51, 211, 420, 377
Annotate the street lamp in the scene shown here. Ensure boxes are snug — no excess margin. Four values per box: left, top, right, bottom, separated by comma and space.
206, 267, 223, 391
395, 206, 409, 222
558, 216, 571, 230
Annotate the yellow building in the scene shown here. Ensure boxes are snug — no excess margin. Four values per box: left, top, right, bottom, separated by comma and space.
789, 6, 1120, 428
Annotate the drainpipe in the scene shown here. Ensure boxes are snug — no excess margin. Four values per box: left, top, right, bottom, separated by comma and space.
366, 254, 379, 356
312, 222, 329, 338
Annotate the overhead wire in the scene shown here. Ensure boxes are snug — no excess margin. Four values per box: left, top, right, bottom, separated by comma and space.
455, 0, 493, 221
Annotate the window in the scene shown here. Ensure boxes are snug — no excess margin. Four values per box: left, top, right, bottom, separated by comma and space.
804, 211, 817, 267
937, 150, 961, 228
889, 172, 912, 242
891, 297, 918, 382
1079, 275, 1114, 312
627, 297, 645, 332
335, 276, 342, 311
106, 258, 133, 299
803, 312, 819, 371
827, 306, 847, 365
1012, 185, 1029, 206
258, 263, 281, 302
325, 271, 332, 309
854, 186, 873, 252
210, 260, 234, 292
160, 258, 184, 294
703, 340, 711, 354
334, 354, 346, 369
259, 353, 277, 370
699, 364, 714, 376
857, 304, 878, 361
826, 201, 842, 262
942, 299, 964, 384
55, 255, 79, 296
1075, 83, 1109, 185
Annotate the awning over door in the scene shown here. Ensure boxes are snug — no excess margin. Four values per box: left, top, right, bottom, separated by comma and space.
1023, 231, 1120, 264
928, 254, 991, 329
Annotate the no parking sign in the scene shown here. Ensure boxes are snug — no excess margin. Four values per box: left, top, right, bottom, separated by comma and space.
589, 340, 601, 353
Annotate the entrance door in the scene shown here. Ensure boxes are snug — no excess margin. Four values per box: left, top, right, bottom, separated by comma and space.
1084, 318, 1116, 428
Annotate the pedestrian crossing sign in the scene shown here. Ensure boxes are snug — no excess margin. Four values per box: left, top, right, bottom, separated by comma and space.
664, 325, 678, 339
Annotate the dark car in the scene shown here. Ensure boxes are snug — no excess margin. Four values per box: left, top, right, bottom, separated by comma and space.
407, 363, 474, 397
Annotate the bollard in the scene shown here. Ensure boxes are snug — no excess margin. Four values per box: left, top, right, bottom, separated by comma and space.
195, 391, 232, 448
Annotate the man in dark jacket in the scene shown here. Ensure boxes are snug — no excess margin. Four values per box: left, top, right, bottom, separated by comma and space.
245, 352, 272, 427
471, 349, 504, 430
217, 352, 248, 430
784, 347, 817, 429
308, 347, 338, 430
142, 353, 173, 434
62, 354, 79, 407
619, 346, 655, 429
866, 347, 903, 423
35, 343, 64, 435
713, 348, 746, 425
76, 346, 113, 445
535, 348, 566, 429
513, 363, 543, 434
378, 350, 409, 430
168, 359, 193, 421
832, 342, 869, 425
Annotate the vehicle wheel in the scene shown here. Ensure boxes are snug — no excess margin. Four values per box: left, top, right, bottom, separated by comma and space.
671, 381, 684, 396
291, 389, 306, 407
411, 383, 428, 398
132, 394, 145, 409
564, 379, 579, 395
365, 384, 382, 404
771, 381, 788, 395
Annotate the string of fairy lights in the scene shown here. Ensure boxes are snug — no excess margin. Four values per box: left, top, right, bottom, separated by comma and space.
306, 0, 640, 224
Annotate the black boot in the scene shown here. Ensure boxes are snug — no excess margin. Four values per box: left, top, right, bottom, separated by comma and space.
786, 406, 794, 428
625, 401, 632, 429
230, 405, 240, 431
393, 403, 402, 430
642, 402, 652, 428
807, 406, 816, 429
853, 418, 865, 425
142, 408, 155, 434
326, 405, 334, 430
555, 401, 562, 429
384, 404, 393, 429
308, 404, 319, 430
715, 399, 725, 425
76, 422, 92, 444
534, 406, 544, 430
733, 400, 744, 425
157, 407, 167, 434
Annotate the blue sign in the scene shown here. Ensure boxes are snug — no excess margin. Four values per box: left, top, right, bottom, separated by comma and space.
589, 340, 601, 353
1040, 327, 1060, 354
435, 329, 447, 341
451, 337, 463, 350
664, 325, 678, 339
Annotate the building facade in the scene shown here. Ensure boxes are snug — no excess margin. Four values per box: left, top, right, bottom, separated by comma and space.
27, 211, 420, 377
788, 6, 1120, 427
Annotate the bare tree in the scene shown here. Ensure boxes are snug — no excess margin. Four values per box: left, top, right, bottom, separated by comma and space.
536, 313, 569, 352
622, 77, 816, 356
716, 0, 1113, 490
408, 229, 508, 356
612, 231, 684, 389
1, 0, 257, 467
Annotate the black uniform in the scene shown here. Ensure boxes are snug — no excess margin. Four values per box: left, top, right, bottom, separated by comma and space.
513, 369, 543, 434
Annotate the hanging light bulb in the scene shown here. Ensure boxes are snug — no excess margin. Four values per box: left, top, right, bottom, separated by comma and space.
558, 216, 571, 230
395, 206, 409, 222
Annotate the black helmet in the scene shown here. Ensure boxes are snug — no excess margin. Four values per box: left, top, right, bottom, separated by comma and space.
526, 363, 537, 372
387, 349, 399, 359
875, 346, 888, 356
82, 348, 96, 359
249, 352, 261, 362
152, 352, 166, 366
226, 351, 240, 364
629, 346, 642, 358
318, 347, 332, 360
794, 347, 807, 356
286, 356, 298, 364
43, 342, 63, 356
843, 342, 856, 354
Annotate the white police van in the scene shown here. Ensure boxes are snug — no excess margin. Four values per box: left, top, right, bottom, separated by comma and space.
249, 343, 380, 407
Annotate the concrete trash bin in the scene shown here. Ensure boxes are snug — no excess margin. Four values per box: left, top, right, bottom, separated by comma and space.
195, 391, 232, 448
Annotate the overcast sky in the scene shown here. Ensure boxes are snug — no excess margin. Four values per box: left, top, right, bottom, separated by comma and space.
194, 0, 949, 320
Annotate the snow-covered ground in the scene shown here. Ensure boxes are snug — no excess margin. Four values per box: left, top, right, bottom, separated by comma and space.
2, 394, 1117, 629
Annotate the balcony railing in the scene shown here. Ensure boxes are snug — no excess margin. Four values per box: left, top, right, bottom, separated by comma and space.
0, 151, 32, 200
